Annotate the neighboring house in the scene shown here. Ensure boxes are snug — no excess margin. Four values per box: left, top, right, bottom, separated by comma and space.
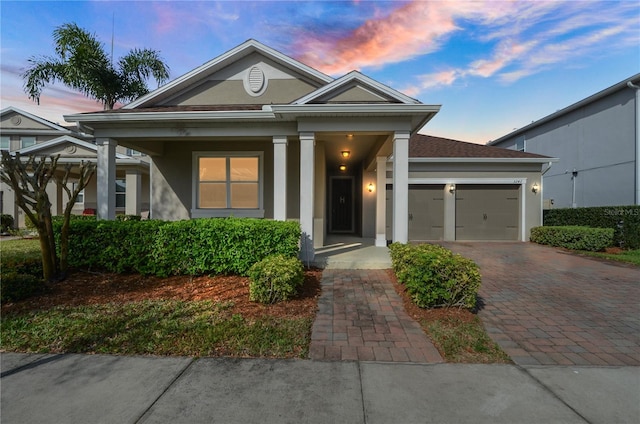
488, 74, 640, 209
0, 106, 150, 228
64, 39, 553, 260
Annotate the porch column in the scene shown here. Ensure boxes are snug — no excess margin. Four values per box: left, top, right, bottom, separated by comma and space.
125, 169, 142, 216
96, 138, 117, 220
273, 135, 288, 221
392, 131, 410, 243
375, 155, 388, 247
299, 132, 315, 262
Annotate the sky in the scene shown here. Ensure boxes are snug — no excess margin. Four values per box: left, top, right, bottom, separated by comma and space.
1, 0, 638, 144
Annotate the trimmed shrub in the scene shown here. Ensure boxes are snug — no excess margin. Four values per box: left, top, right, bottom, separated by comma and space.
54, 217, 301, 277
1, 272, 44, 303
389, 243, 481, 309
544, 206, 640, 249
248, 255, 304, 304
1, 214, 14, 232
530, 226, 613, 251
116, 214, 141, 221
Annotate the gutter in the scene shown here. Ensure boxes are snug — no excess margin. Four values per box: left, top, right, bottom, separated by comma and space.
628, 81, 640, 205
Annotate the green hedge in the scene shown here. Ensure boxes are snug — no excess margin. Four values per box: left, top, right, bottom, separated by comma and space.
544, 206, 640, 249
530, 226, 614, 251
1, 241, 44, 303
1, 214, 14, 232
248, 255, 305, 304
389, 243, 481, 309
54, 218, 301, 276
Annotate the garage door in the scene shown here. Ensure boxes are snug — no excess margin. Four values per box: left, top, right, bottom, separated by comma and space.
408, 185, 444, 241
456, 185, 519, 240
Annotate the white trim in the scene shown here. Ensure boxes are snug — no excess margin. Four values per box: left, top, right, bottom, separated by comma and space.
17, 135, 133, 160
191, 151, 264, 218
124, 39, 333, 109
293, 70, 420, 105
0, 106, 73, 133
66, 110, 277, 123
409, 157, 557, 164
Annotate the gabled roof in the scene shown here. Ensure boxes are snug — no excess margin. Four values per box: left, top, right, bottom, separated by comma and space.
488, 73, 640, 146
18, 135, 132, 160
293, 71, 420, 105
125, 39, 334, 109
1, 106, 73, 133
410, 134, 555, 162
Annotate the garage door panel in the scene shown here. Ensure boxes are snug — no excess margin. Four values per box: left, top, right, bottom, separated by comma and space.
408, 185, 444, 241
456, 185, 519, 241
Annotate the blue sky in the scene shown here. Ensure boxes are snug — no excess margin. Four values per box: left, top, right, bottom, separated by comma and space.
1, 0, 638, 144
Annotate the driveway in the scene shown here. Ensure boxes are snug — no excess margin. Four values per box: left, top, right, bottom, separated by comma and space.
441, 242, 640, 366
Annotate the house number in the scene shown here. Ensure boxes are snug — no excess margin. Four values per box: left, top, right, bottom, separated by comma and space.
339, 196, 345, 204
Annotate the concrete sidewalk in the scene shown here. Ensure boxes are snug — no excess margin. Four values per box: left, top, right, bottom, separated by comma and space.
2, 353, 638, 424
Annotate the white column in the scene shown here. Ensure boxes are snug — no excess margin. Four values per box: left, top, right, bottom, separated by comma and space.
273, 136, 288, 221
299, 132, 315, 262
392, 131, 410, 243
96, 138, 117, 220
125, 169, 142, 216
375, 156, 388, 246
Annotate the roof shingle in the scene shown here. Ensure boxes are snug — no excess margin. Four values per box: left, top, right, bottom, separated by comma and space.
410, 134, 550, 159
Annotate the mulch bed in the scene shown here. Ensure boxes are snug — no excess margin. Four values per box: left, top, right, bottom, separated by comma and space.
1, 269, 323, 320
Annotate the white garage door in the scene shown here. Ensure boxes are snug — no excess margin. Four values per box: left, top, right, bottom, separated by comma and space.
455, 184, 519, 240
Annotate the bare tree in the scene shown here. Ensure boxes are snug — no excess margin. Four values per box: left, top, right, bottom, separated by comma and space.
0, 151, 95, 281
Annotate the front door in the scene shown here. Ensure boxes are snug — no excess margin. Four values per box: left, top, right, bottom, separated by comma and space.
330, 176, 354, 233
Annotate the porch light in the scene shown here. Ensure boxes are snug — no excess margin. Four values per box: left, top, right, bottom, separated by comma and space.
341, 150, 350, 158
339, 165, 347, 171
368, 182, 374, 192
449, 184, 456, 194
532, 182, 539, 194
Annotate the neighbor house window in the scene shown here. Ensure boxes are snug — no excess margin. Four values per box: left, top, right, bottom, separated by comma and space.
20, 136, 36, 149
514, 136, 525, 152
126, 148, 143, 156
116, 179, 126, 208
0, 136, 9, 151
72, 183, 84, 204
193, 152, 263, 217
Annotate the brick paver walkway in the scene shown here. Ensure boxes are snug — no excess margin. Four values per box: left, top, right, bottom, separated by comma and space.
443, 242, 640, 366
309, 269, 443, 363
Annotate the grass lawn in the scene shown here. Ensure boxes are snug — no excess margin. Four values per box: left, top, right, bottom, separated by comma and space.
1, 238, 41, 261
581, 249, 640, 266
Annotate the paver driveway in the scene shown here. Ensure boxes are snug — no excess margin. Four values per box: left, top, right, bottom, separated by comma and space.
442, 242, 640, 366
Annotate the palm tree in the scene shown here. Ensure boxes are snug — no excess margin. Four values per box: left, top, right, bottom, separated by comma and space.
23, 22, 170, 110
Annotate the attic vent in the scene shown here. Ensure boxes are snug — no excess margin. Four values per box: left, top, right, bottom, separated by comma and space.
248, 67, 265, 94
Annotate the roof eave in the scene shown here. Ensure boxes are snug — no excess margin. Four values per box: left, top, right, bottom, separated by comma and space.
408, 157, 558, 163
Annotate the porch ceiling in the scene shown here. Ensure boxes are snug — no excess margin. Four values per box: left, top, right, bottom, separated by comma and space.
318, 132, 389, 171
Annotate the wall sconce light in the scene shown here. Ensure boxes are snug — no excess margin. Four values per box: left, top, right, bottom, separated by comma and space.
368, 182, 374, 192
532, 182, 539, 194
449, 183, 456, 194
341, 150, 350, 158
346, 134, 353, 139
339, 165, 347, 171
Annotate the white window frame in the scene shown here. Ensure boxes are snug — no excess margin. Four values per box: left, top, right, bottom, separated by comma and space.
514, 136, 526, 152
72, 183, 85, 204
115, 178, 126, 209
191, 151, 264, 218
0, 136, 9, 151
20, 136, 36, 149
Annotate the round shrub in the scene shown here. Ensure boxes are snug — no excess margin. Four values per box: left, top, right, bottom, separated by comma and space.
248, 255, 304, 304
1, 272, 44, 303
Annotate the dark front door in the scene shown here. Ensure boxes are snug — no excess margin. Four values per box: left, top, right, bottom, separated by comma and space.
330, 177, 354, 233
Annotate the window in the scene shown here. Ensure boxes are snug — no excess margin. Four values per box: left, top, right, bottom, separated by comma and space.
126, 148, 143, 156
116, 179, 126, 208
20, 136, 36, 149
72, 183, 85, 204
514, 136, 525, 152
0, 136, 9, 151
193, 152, 263, 217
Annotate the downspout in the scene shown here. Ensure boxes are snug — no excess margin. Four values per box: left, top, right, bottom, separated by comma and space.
627, 81, 640, 205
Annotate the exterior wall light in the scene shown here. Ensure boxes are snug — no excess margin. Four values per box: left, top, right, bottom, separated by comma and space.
532, 182, 539, 194
339, 165, 347, 171
449, 183, 456, 194
341, 150, 350, 158
368, 182, 374, 192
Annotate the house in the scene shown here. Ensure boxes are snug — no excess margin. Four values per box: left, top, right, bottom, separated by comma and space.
0, 106, 150, 228
488, 74, 640, 209
64, 40, 553, 260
